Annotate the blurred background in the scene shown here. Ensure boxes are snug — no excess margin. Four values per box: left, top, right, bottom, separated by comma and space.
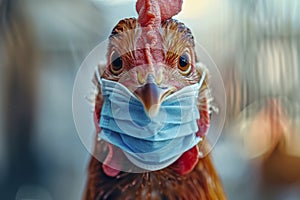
1, 0, 300, 199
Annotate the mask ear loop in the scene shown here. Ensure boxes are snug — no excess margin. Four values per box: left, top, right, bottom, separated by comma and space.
198, 71, 206, 88
95, 66, 102, 86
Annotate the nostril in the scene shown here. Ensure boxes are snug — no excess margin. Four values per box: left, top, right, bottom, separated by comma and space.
137, 70, 145, 84
156, 70, 163, 85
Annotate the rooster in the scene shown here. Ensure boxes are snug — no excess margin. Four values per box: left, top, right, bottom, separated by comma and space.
84, 0, 226, 199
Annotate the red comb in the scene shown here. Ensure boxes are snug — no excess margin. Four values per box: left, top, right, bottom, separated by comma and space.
135, 0, 183, 65
136, 0, 183, 26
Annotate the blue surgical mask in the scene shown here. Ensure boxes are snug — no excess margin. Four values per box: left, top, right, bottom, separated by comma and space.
98, 72, 206, 170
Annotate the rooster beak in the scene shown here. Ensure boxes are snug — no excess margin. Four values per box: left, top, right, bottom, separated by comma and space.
134, 75, 174, 118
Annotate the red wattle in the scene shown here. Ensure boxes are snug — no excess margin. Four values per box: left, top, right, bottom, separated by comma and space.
102, 144, 124, 177
169, 145, 199, 175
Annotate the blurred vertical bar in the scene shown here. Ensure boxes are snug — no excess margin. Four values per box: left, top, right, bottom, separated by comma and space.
227, 0, 300, 124
0, 0, 39, 198
231, 0, 300, 186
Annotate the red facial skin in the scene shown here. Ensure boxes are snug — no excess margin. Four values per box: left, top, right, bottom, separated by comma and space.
93, 0, 209, 177
170, 145, 199, 175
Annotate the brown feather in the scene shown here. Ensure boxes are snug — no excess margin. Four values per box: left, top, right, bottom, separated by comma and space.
84, 140, 226, 200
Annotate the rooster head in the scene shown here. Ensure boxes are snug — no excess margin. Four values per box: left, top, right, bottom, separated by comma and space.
100, 1, 206, 116
93, 0, 210, 176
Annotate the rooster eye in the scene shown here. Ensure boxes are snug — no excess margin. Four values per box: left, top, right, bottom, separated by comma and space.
178, 52, 191, 75
110, 51, 123, 75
